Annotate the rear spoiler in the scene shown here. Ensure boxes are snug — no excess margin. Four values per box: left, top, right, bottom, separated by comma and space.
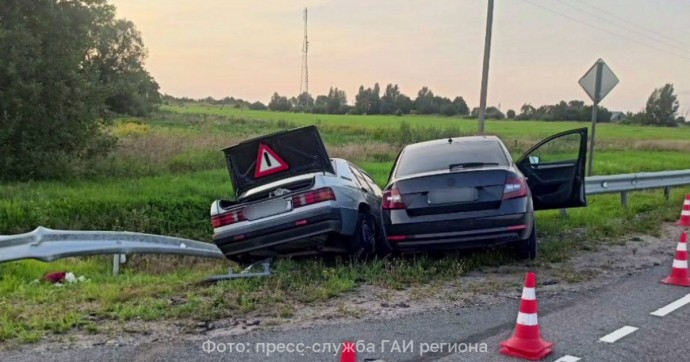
222, 125, 334, 197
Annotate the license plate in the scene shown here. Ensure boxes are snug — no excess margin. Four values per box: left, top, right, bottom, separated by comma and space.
244, 198, 291, 220
428, 188, 478, 204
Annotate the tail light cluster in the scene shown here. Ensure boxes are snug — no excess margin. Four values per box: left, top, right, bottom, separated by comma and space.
503, 177, 528, 200
383, 187, 405, 210
211, 209, 246, 228
291, 187, 336, 208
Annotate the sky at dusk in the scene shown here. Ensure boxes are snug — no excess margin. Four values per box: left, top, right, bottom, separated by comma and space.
111, 0, 690, 114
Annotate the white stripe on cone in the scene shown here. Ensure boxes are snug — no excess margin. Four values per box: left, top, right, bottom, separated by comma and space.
678, 243, 688, 252
521, 287, 536, 300
682, 210, 690, 216
684, 199, 690, 206
672, 259, 688, 269
516, 312, 538, 326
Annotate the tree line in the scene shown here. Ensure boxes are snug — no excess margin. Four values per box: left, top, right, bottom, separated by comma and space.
1, 0, 161, 180
262, 84, 470, 116
249, 83, 683, 126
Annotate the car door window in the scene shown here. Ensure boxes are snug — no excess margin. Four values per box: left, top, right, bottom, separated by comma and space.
517, 128, 588, 210
359, 170, 382, 196
524, 132, 581, 165
349, 166, 372, 193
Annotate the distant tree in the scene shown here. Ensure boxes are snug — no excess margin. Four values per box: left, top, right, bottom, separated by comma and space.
249, 101, 267, 110
380, 84, 401, 115
440, 104, 457, 116
506, 109, 516, 119
396, 94, 414, 114
353, 83, 381, 115
486, 106, 505, 120
452, 96, 470, 116
91, 18, 161, 117
517, 104, 535, 120
326, 87, 348, 114
414, 87, 439, 114
268, 92, 292, 112
296, 92, 314, 109
644, 83, 679, 126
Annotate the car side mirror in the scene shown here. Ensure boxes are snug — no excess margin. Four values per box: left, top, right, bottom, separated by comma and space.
528, 156, 540, 165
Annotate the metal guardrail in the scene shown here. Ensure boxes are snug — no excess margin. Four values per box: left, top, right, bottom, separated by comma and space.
585, 169, 690, 206
0, 227, 225, 267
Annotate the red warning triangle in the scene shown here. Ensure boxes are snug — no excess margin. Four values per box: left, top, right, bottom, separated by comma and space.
255, 143, 289, 178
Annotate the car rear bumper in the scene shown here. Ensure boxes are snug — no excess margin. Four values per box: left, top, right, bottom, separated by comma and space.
212, 206, 347, 257
382, 212, 533, 251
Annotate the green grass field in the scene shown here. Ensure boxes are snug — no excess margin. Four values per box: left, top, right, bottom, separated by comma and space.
1, 106, 689, 343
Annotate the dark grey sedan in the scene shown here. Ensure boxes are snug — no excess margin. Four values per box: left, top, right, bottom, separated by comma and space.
378, 128, 588, 260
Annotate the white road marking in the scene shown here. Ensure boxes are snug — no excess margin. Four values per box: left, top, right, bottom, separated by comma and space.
651, 294, 690, 317
554, 356, 581, 362
599, 326, 639, 343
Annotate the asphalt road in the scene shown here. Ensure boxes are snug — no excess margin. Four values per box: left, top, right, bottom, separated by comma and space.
3, 261, 689, 362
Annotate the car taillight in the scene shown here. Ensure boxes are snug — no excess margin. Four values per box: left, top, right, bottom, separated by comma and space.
383, 188, 405, 209
503, 177, 528, 200
211, 209, 246, 228
292, 187, 336, 208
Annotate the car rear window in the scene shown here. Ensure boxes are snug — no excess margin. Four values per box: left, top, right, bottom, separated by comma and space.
395, 140, 509, 177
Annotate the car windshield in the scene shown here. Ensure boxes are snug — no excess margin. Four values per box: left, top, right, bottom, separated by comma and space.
395, 140, 509, 177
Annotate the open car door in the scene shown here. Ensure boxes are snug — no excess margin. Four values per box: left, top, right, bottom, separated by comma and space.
516, 128, 588, 210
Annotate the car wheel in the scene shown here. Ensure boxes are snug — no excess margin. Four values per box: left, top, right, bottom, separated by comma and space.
517, 220, 538, 261
349, 212, 376, 260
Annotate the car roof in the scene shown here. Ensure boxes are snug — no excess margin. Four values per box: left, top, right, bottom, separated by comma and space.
402, 135, 503, 152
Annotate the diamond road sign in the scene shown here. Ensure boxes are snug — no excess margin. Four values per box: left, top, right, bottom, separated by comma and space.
579, 59, 619, 103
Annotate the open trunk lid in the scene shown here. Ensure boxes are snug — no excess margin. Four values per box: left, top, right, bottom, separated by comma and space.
222, 125, 334, 197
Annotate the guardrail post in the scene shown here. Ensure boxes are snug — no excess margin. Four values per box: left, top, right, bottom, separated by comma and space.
621, 191, 629, 208
560, 208, 569, 218
112, 254, 126, 276
112, 254, 120, 275
664, 187, 671, 201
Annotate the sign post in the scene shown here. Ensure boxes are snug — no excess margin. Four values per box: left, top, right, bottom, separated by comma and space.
579, 59, 619, 176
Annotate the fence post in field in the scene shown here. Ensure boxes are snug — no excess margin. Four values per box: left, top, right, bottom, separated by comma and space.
664, 187, 671, 201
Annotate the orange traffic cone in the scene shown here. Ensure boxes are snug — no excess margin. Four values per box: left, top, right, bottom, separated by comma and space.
678, 195, 690, 227
661, 231, 690, 287
500, 272, 553, 360
340, 341, 357, 362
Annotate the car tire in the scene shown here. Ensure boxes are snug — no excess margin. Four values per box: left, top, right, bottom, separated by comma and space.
349, 212, 377, 260
517, 221, 538, 261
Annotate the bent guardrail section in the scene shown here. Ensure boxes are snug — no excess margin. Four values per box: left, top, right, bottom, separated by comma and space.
0, 226, 224, 264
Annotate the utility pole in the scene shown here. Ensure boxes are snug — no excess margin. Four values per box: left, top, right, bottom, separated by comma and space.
299, 8, 309, 104
478, 0, 494, 135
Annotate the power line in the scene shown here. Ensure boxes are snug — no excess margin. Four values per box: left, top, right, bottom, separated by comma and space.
555, 0, 690, 55
519, 0, 690, 62
576, 0, 690, 48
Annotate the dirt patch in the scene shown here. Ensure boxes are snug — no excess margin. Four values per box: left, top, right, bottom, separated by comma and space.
4, 225, 681, 352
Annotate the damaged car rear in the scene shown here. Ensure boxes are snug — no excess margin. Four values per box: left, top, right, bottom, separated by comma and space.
211, 126, 382, 263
